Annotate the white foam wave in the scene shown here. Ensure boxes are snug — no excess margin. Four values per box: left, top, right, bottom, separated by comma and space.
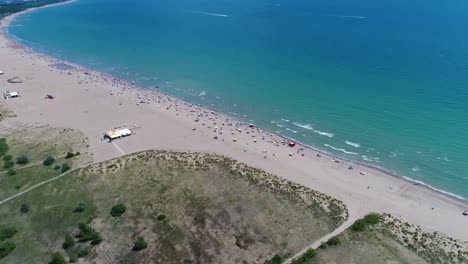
314, 130, 334, 138
345, 140, 360, 148
199, 91, 206, 96
192, 11, 229, 17
280, 118, 290, 122
276, 124, 285, 128
402, 176, 465, 201
292, 122, 313, 130
324, 144, 358, 155
285, 128, 298, 134
411, 167, 420, 172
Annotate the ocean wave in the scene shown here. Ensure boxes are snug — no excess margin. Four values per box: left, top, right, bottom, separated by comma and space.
280, 118, 290, 122
402, 176, 465, 201
192, 11, 229, 17
324, 144, 358, 155
199, 91, 206, 96
345, 140, 360, 148
314, 130, 334, 138
411, 167, 420, 172
285, 128, 298, 134
292, 122, 313, 130
276, 124, 285, 128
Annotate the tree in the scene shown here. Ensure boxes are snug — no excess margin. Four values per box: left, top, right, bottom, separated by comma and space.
53, 165, 61, 170
326, 236, 340, 246
62, 233, 75, 249
49, 252, 65, 264
0, 227, 18, 241
0, 138, 9, 157
291, 249, 316, 264
65, 152, 75, 159
7, 169, 16, 176
78, 246, 89, 258
73, 202, 85, 213
61, 163, 71, 173
20, 203, 30, 213
0, 242, 16, 259
132, 237, 148, 251
77, 223, 102, 245
2, 155, 12, 161
16, 155, 29, 164
3, 160, 14, 169
43, 156, 55, 166
110, 203, 126, 217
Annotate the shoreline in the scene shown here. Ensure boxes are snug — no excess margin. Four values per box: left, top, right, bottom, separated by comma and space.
4, 4, 466, 203
1, 0, 468, 241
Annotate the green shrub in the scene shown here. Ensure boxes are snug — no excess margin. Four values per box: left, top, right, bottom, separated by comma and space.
20, 203, 30, 213
65, 152, 75, 159
363, 213, 382, 225
132, 237, 148, 251
292, 249, 316, 264
61, 163, 71, 173
53, 165, 61, 170
69, 255, 77, 263
351, 219, 367, 232
73, 202, 85, 213
0, 242, 16, 259
2, 155, 12, 161
110, 203, 126, 217
62, 233, 75, 249
319, 242, 327, 249
3, 160, 14, 169
157, 214, 166, 221
78, 246, 89, 258
75, 152, 80, 156
16, 155, 29, 164
326, 236, 340, 246
265, 254, 285, 264
76, 222, 102, 245
50, 252, 65, 264
43, 156, 55, 166
0, 138, 8, 157
7, 169, 16, 176
0, 227, 17, 241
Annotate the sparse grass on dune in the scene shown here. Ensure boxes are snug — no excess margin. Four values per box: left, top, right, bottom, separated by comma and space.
311, 213, 468, 264
0, 150, 348, 263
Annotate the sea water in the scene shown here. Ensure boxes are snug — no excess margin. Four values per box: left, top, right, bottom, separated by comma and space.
7, 0, 468, 198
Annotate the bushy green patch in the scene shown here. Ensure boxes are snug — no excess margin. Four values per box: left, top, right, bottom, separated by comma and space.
16, 155, 29, 165
0, 241, 16, 259
265, 253, 290, 264
43, 156, 55, 166
326, 236, 340, 246
110, 203, 126, 217
53, 165, 61, 170
157, 214, 166, 221
3, 160, 14, 169
73, 202, 85, 213
0, 227, 17, 241
65, 152, 75, 159
2, 155, 12, 161
7, 169, 16, 176
132, 237, 148, 251
0, 138, 8, 157
78, 246, 89, 258
351, 213, 383, 232
292, 249, 316, 264
62, 233, 75, 249
77, 223, 102, 244
61, 163, 71, 173
49, 252, 65, 264
20, 203, 30, 213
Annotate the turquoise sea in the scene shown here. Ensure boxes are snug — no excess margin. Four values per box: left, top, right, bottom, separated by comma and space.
7, 0, 468, 198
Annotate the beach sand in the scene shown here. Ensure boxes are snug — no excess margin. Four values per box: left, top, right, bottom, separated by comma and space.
1, 7, 467, 242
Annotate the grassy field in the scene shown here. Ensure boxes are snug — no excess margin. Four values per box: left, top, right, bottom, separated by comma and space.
302, 213, 468, 264
0, 150, 347, 263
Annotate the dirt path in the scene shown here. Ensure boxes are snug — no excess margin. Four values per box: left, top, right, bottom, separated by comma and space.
284, 216, 357, 264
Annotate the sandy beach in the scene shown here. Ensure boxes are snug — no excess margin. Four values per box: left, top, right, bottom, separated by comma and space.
1, 5, 467, 244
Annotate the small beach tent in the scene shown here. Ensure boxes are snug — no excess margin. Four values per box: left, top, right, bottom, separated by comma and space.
120, 128, 132, 137
288, 141, 296, 147
105, 130, 121, 140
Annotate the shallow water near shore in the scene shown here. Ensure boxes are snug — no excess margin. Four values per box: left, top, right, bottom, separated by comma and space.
6, 0, 468, 198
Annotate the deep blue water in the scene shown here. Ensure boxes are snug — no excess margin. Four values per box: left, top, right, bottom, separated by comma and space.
7, 0, 468, 198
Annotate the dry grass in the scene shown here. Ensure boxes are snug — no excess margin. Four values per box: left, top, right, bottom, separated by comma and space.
0, 150, 347, 264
